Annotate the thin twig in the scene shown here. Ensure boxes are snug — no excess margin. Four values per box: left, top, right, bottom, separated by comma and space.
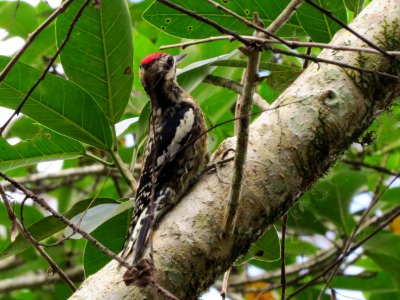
160, 35, 400, 56
267, 0, 305, 34
0, 172, 132, 269
221, 268, 231, 299
269, 46, 399, 80
318, 165, 397, 299
222, 33, 261, 236
0, 0, 74, 83
251, 206, 400, 299
203, 0, 288, 45
0, 185, 77, 291
0, 266, 83, 293
0, 0, 92, 135
280, 215, 288, 300
303, 41, 312, 69
110, 151, 137, 193
286, 204, 400, 299
304, 0, 392, 58
342, 159, 399, 176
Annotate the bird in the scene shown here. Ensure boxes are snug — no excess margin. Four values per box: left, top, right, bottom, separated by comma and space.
122, 52, 208, 266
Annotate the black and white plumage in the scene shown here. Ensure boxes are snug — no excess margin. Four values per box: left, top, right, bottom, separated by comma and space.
122, 52, 208, 265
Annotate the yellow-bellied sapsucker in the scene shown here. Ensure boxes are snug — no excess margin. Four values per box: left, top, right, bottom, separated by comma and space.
122, 52, 208, 265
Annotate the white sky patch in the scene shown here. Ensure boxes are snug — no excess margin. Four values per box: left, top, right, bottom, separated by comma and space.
21, 0, 61, 8
248, 265, 266, 276
6, 137, 21, 145
0, 107, 14, 119
7, 191, 33, 205
388, 176, 400, 188
0, 35, 24, 56
300, 234, 333, 249
36, 160, 64, 174
200, 287, 232, 300
344, 265, 364, 275
335, 290, 366, 300
55, 63, 64, 75
124, 133, 135, 148
350, 192, 372, 214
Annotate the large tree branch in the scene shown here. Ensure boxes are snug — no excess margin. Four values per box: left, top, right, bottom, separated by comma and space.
70, 0, 400, 298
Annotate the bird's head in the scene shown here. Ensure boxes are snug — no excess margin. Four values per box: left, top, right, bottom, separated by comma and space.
139, 52, 186, 93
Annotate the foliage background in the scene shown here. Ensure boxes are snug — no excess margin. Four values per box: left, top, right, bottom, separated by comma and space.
0, 0, 399, 299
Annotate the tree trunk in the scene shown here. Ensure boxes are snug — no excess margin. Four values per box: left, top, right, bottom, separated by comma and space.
70, 0, 400, 298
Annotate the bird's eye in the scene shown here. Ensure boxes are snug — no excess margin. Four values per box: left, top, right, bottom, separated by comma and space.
167, 56, 174, 67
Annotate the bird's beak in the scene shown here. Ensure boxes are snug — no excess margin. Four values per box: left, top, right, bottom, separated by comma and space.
174, 53, 187, 65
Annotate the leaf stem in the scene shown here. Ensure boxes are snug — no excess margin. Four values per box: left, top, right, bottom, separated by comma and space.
84, 152, 114, 167
109, 150, 137, 194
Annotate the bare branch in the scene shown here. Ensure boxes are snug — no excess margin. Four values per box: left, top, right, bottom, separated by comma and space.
0, 266, 83, 293
160, 35, 400, 56
0, 173, 132, 270
0, 185, 77, 291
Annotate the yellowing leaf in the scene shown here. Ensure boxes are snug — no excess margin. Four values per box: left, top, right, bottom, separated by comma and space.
244, 281, 276, 300
390, 215, 400, 235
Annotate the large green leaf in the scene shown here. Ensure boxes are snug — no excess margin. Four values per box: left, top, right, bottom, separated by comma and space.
0, 198, 117, 260
83, 209, 129, 276
143, 0, 302, 39
65, 200, 131, 238
178, 50, 237, 92
235, 226, 280, 264
296, 0, 347, 42
363, 232, 400, 285
56, 0, 134, 124
332, 272, 399, 292
288, 202, 328, 235
0, 129, 84, 172
344, 0, 365, 16
0, 56, 113, 150
0, 1, 37, 38
309, 171, 366, 234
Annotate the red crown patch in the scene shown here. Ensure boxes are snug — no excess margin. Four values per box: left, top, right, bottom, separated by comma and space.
140, 52, 167, 66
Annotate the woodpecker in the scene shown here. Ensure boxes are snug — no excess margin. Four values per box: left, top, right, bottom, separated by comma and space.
122, 52, 208, 265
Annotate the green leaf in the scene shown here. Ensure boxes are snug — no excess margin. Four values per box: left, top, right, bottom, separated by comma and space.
0, 129, 84, 172
370, 291, 400, 300
344, 0, 365, 15
309, 170, 366, 234
296, 0, 347, 42
0, 198, 118, 260
0, 56, 113, 150
0, 1, 37, 38
20, 24, 57, 67
178, 50, 238, 93
56, 0, 134, 124
83, 209, 129, 276
143, 0, 303, 39
288, 202, 328, 235
363, 232, 400, 285
332, 272, 399, 292
380, 187, 400, 207
65, 201, 132, 238
235, 226, 280, 265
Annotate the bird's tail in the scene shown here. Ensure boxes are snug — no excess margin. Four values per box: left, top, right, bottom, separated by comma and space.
121, 206, 152, 265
